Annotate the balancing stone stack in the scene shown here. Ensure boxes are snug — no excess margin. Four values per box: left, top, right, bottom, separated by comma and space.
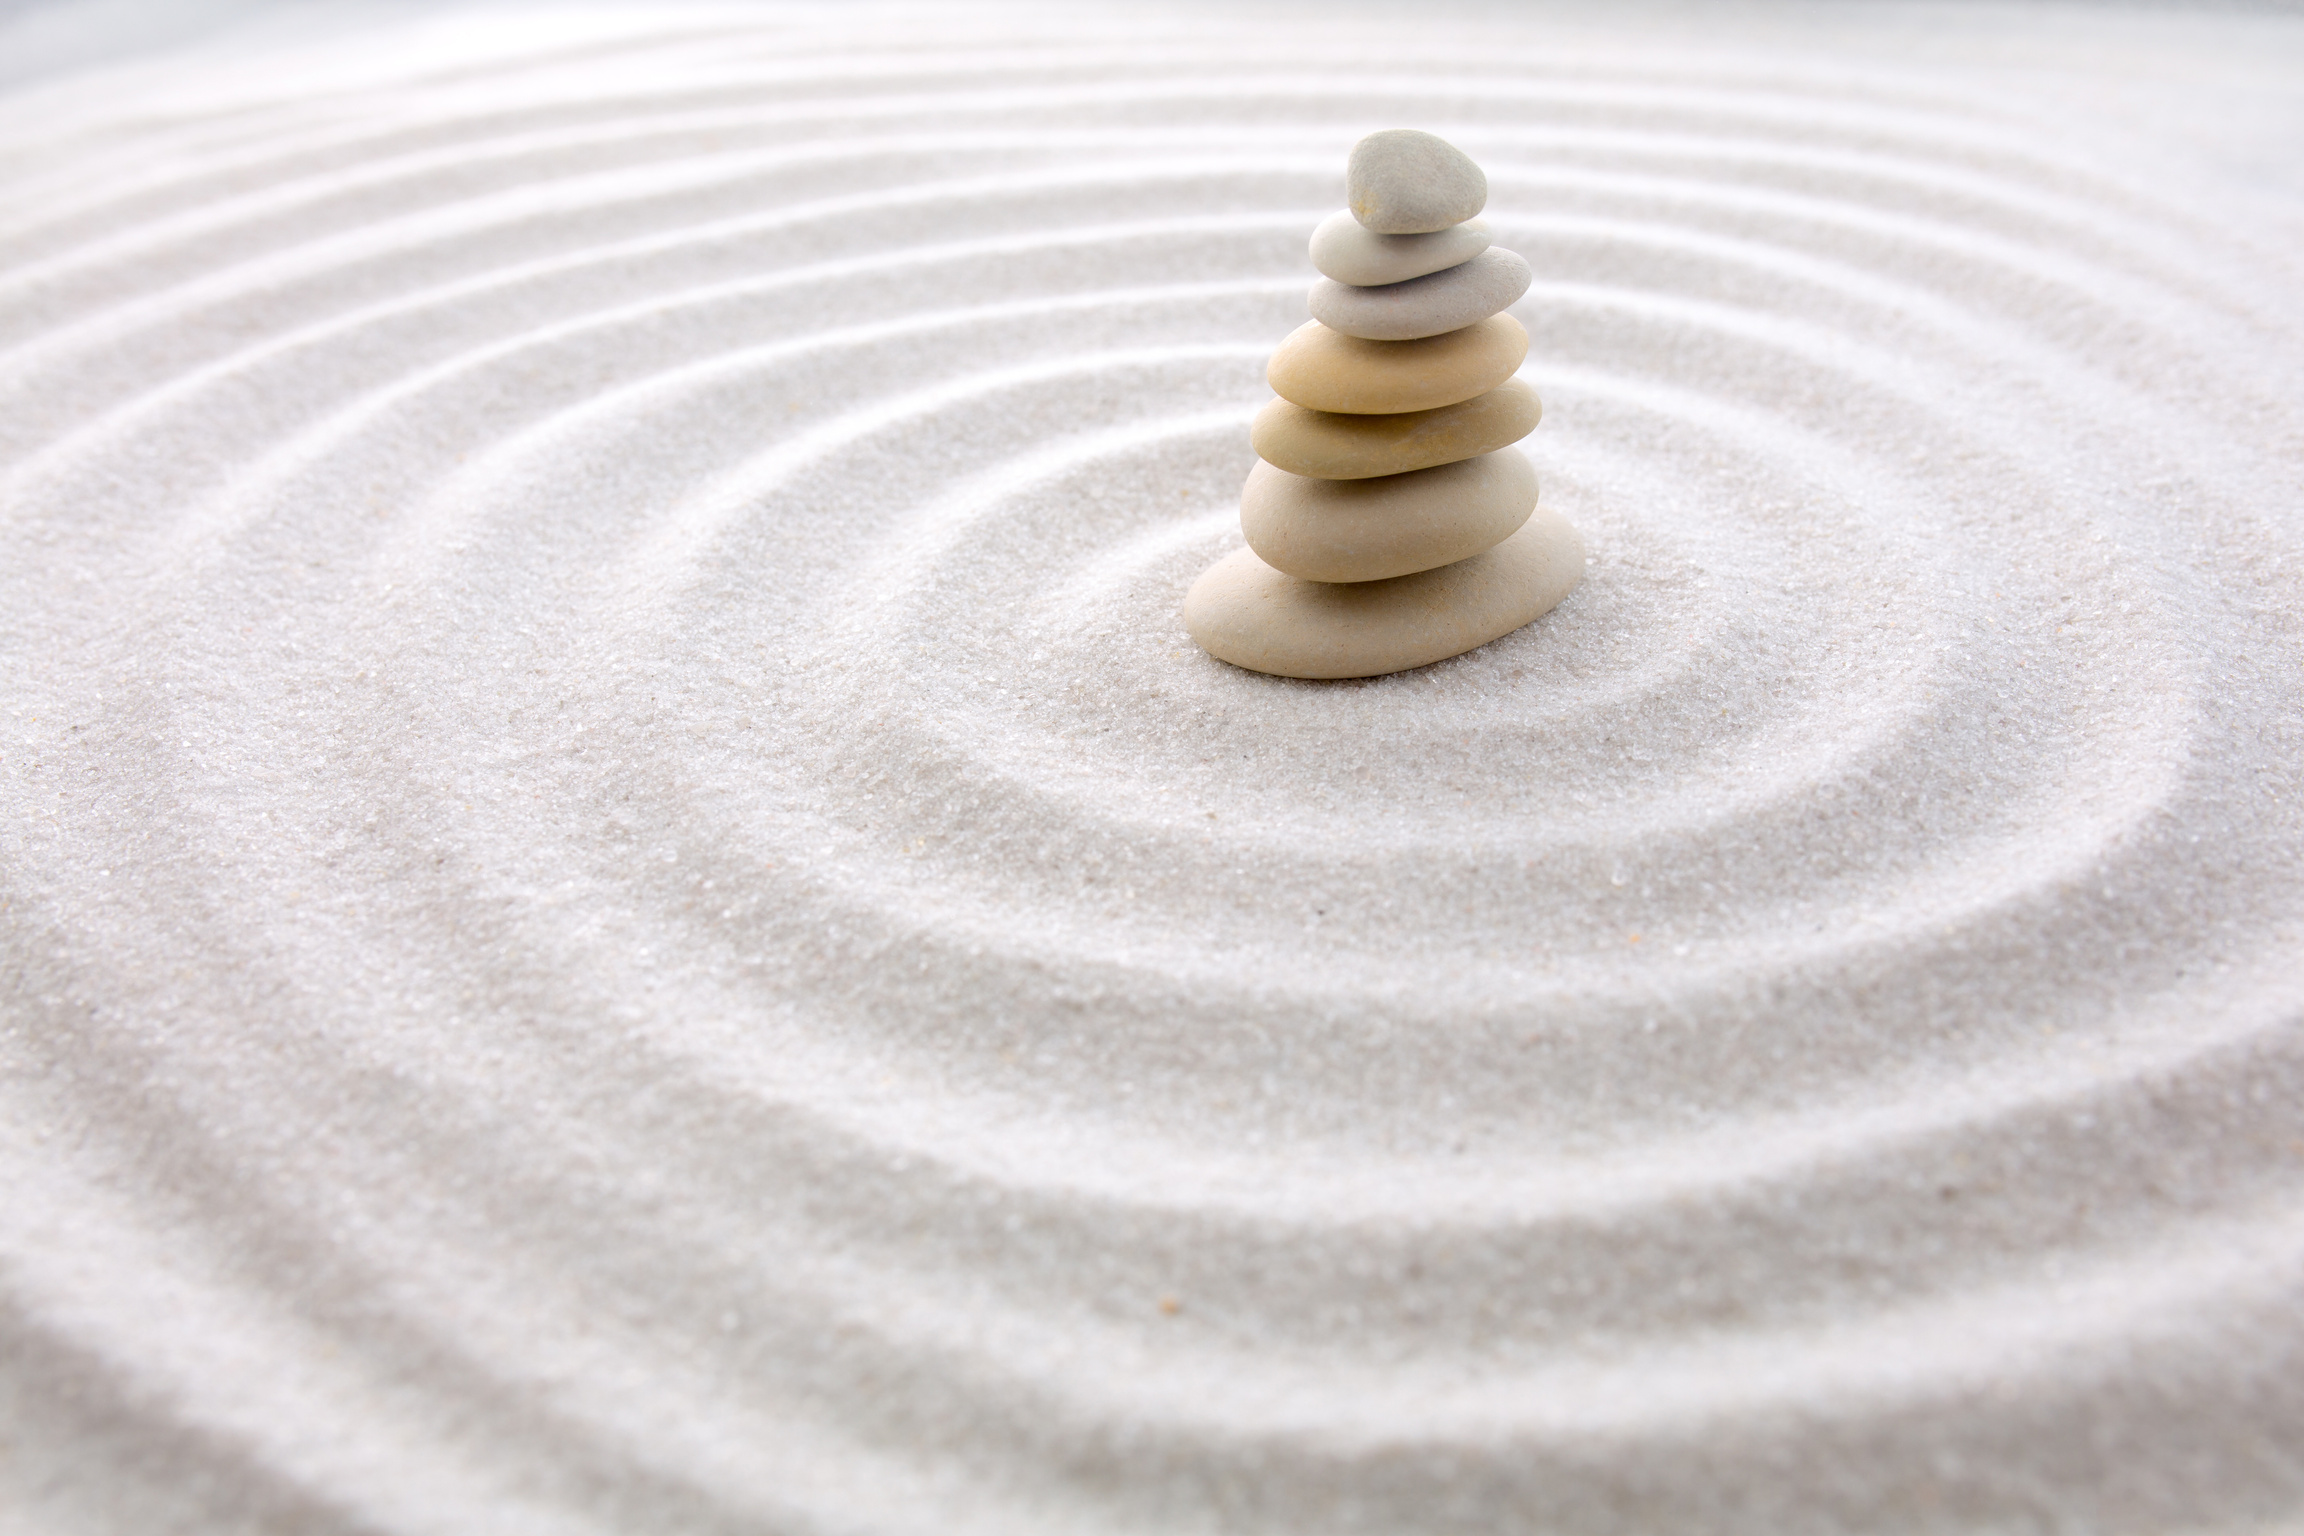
1184, 130, 1584, 678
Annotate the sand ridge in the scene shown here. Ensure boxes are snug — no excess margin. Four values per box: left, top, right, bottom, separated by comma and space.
1, 3, 2302, 1532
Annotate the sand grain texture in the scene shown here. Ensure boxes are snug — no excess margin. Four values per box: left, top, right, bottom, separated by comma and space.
2, 3, 2303, 1533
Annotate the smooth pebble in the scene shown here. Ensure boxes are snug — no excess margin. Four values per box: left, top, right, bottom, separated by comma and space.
1267, 314, 1525, 415
1252, 377, 1541, 479
1347, 128, 1488, 234
1309, 247, 1532, 341
1240, 449, 1536, 583
1183, 508, 1585, 679
1309, 209, 1490, 287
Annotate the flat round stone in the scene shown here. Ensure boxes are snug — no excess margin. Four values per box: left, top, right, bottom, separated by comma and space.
1309, 247, 1532, 342
1347, 128, 1488, 235
1267, 314, 1525, 415
1184, 507, 1585, 679
1252, 377, 1541, 479
1240, 448, 1536, 583
1309, 209, 1490, 287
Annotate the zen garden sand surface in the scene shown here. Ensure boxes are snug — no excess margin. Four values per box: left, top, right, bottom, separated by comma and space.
3, 4, 2303, 1534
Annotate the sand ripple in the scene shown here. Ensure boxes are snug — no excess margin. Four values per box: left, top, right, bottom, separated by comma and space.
3, 6, 2302, 1531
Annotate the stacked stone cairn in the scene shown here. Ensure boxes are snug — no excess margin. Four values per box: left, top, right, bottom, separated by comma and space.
1184, 130, 1584, 678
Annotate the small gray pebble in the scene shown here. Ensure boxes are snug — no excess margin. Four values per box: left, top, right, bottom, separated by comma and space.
1309, 209, 1490, 287
1347, 128, 1487, 234
1309, 247, 1531, 341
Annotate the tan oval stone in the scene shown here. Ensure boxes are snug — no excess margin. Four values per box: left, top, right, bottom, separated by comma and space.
1267, 314, 1526, 414
1309, 209, 1489, 287
1251, 378, 1541, 480
1183, 508, 1584, 679
1240, 449, 1536, 583
1310, 247, 1532, 342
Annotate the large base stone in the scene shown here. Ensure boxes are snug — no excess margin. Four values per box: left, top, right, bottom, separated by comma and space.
1182, 507, 1585, 679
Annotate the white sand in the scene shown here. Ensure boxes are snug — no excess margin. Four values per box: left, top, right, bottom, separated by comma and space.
3, 3, 2303, 1531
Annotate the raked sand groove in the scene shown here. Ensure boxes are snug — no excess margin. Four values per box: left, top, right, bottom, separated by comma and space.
2, 4, 2303, 1533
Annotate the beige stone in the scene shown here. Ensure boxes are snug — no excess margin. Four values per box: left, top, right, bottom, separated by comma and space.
1184, 507, 1584, 679
1347, 128, 1488, 235
1309, 209, 1489, 287
1251, 377, 1541, 480
1267, 314, 1525, 415
1310, 247, 1531, 342
1240, 449, 1535, 583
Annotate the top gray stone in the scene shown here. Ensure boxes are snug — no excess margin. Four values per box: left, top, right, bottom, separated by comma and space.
1347, 129, 1487, 235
